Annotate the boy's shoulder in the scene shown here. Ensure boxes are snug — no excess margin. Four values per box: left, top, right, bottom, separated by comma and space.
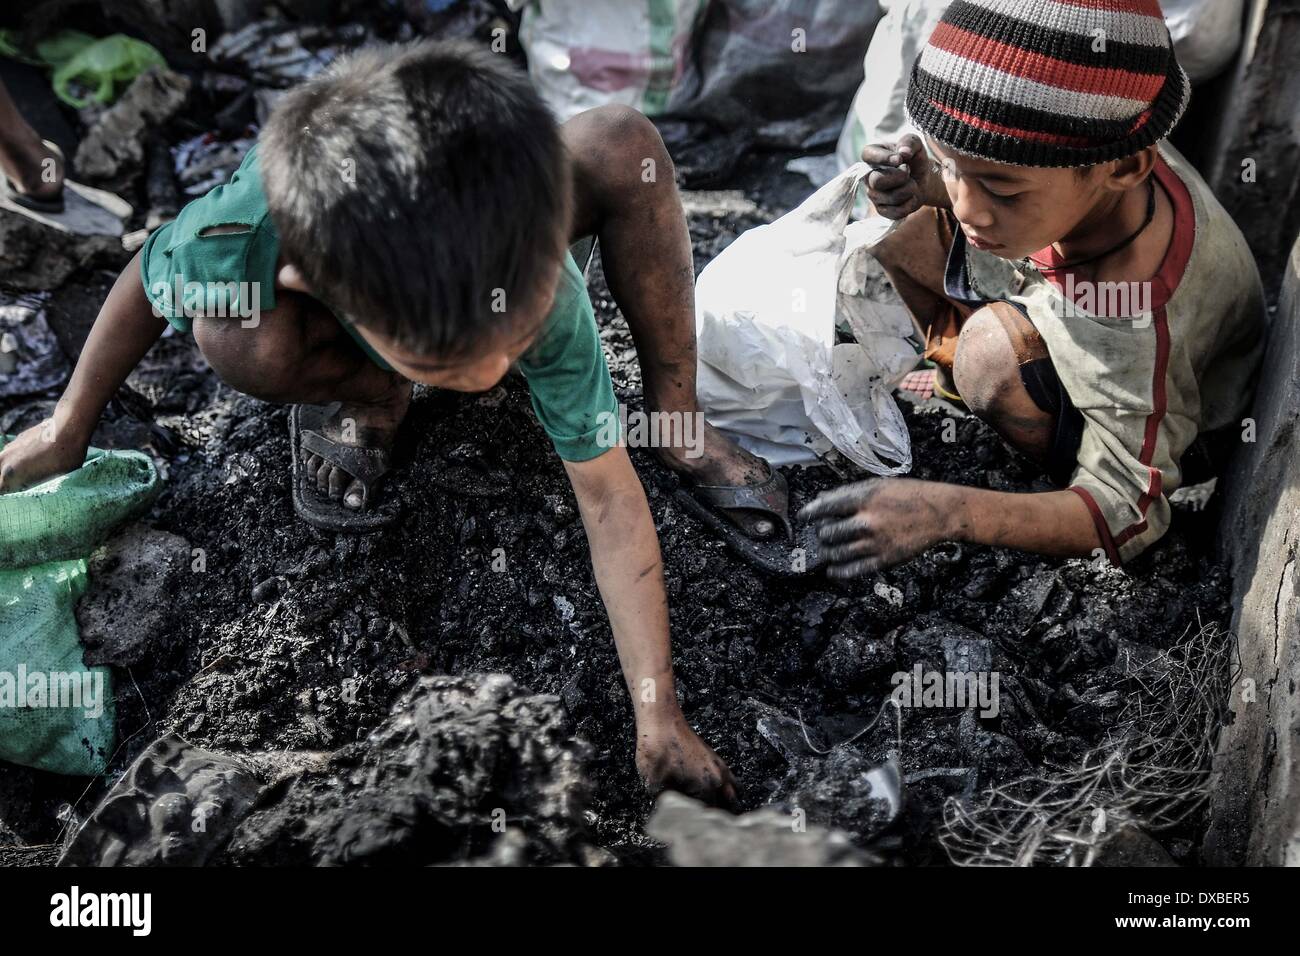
1159, 142, 1263, 311
140, 143, 283, 329
161, 144, 274, 250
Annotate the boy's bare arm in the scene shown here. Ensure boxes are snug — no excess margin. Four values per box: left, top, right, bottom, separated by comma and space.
0, 251, 166, 493
563, 446, 737, 805
800, 478, 1102, 577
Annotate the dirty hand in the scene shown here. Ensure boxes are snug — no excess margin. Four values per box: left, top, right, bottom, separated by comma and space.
637, 713, 739, 809
0, 419, 88, 495
862, 133, 945, 219
799, 478, 953, 577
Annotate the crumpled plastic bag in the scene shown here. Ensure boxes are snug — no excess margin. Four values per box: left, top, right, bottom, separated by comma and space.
1163, 0, 1245, 83
835, 0, 951, 184
51, 34, 167, 107
695, 163, 917, 473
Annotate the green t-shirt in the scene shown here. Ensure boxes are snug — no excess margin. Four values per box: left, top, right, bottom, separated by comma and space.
140, 145, 620, 462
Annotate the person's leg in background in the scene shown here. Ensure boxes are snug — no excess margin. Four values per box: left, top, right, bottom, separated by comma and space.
0, 76, 64, 204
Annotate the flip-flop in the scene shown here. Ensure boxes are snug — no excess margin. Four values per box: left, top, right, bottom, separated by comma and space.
289, 403, 398, 532
897, 366, 965, 405
1, 140, 65, 214
654, 462, 825, 578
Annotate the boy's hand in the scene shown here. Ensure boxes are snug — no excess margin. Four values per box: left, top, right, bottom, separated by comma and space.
0, 419, 89, 494
637, 711, 738, 809
863, 133, 947, 218
799, 478, 953, 577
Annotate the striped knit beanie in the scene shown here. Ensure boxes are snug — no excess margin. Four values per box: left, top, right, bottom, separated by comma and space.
905, 0, 1191, 168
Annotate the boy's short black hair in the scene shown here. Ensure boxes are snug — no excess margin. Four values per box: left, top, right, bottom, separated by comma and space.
260, 39, 570, 356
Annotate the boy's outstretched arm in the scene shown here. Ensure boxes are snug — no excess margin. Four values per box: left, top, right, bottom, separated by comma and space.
563, 445, 738, 807
0, 250, 166, 493
800, 478, 1102, 577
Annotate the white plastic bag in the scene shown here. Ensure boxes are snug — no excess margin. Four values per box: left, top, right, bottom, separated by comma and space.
507, 0, 707, 122
695, 163, 917, 474
835, 0, 952, 180
1164, 0, 1244, 84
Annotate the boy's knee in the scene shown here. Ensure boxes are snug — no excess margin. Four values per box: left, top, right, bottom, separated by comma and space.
194, 306, 306, 403
567, 104, 669, 181
952, 304, 1041, 416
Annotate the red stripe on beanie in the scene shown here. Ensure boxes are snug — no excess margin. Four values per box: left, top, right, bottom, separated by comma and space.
929, 99, 1094, 146
929, 22, 1167, 100
1127, 107, 1154, 133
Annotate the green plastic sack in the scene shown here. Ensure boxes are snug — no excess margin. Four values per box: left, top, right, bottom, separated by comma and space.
0, 441, 161, 776
35, 30, 98, 70
50, 34, 166, 107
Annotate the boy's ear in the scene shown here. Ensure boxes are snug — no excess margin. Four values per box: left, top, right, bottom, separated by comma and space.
276, 262, 313, 294
1102, 145, 1158, 192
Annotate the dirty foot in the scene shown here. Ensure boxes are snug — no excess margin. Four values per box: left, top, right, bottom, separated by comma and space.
302, 379, 412, 510
656, 419, 781, 540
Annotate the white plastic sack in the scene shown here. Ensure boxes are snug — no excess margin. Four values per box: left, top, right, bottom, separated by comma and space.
507, 0, 707, 122
835, 0, 951, 179
695, 163, 918, 474
1164, 0, 1244, 84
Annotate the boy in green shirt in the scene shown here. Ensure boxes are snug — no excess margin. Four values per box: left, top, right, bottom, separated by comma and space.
0, 41, 739, 803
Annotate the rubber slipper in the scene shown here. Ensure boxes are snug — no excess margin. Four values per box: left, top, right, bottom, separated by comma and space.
1, 140, 65, 214
897, 367, 964, 405
289, 403, 398, 532
652, 462, 825, 578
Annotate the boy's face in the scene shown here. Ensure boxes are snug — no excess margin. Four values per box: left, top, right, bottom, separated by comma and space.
927, 138, 1124, 261
281, 257, 562, 392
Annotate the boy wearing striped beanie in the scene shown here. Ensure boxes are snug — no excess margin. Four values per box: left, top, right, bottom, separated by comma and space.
801, 0, 1265, 571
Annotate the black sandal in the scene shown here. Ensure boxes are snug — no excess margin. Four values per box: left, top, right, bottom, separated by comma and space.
1, 140, 65, 214
657, 463, 825, 577
289, 403, 398, 532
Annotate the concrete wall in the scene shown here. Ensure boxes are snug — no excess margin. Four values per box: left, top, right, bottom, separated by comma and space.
1205, 234, 1300, 866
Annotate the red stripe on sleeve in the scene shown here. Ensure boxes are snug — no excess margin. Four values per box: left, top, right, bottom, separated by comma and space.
1112, 306, 1170, 547
1069, 486, 1122, 566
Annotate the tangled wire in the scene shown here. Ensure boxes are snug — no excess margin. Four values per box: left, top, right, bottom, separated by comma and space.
940, 616, 1235, 867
